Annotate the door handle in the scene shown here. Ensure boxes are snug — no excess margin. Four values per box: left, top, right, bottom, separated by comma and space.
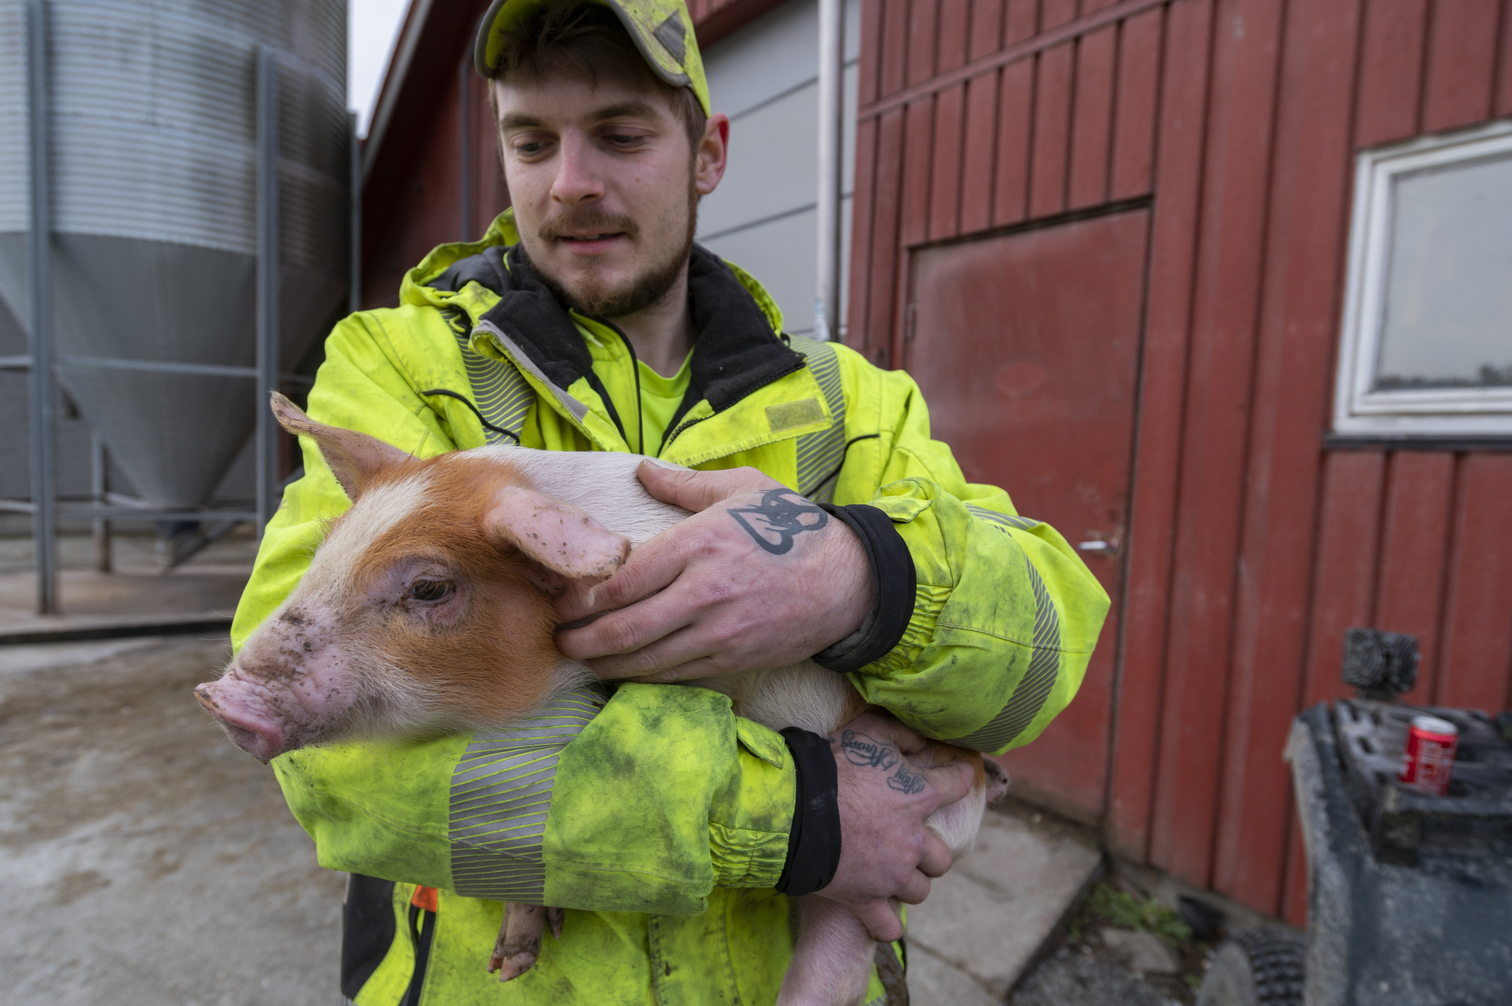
1077, 539, 1118, 556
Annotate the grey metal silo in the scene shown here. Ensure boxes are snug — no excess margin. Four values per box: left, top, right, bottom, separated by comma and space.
0, 0, 348, 510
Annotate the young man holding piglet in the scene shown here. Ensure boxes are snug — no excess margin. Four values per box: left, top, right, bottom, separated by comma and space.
229, 0, 1108, 1002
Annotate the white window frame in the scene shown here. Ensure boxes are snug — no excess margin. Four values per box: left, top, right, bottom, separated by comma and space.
1333, 118, 1512, 438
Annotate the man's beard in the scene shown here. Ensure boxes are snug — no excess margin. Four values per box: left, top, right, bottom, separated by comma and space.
528, 186, 699, 320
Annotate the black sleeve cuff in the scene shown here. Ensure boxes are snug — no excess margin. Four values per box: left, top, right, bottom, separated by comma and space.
774, 727, 841, 896
811, 503, 917, 674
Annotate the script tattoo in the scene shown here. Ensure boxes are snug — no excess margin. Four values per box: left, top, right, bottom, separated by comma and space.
840, 730, 926, 794
727, 488, 829, 555
887, 764, 927, 795
840, 730, 900, 770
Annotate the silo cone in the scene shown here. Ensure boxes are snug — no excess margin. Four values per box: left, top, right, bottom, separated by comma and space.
0, 0, 348, 510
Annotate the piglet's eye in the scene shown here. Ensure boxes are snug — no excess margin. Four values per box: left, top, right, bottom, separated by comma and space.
410, 580, 453, 603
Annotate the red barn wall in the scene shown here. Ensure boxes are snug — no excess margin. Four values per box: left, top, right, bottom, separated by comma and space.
847, 0, 1512, 924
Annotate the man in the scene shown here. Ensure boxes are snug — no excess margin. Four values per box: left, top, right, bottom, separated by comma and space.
231, 0, 1108, 1002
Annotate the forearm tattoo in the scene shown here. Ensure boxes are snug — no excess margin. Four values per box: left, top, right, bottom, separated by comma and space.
727, 488, 829, 555
837, 730, 927, 796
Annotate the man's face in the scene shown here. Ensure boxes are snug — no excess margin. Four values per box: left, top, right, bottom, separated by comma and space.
494, 70, 726, 318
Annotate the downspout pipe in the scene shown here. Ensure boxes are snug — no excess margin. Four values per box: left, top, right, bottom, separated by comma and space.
26, 0, 58, 614
814, 0, 844, 342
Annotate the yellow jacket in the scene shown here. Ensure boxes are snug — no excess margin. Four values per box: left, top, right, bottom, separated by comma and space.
231, 210, 1109, 1005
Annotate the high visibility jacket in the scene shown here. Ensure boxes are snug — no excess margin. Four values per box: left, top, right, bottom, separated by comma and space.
231, 209, 1109, 1006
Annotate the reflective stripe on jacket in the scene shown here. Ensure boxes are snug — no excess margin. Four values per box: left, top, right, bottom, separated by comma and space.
231, 209, 1109, 1005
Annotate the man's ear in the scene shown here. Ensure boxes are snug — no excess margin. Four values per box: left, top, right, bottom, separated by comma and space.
695, 113, 730, 196
482, 484, 630, 582
269, 392, 413, 501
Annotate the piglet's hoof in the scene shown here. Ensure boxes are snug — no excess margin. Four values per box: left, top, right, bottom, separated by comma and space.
546, 905, 565, 940
488, 941, 541, 983
489, 902, 559, 982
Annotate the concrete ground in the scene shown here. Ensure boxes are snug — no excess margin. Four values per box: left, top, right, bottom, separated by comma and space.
907, 805, 1103, 1004
0, 634, 343, 1006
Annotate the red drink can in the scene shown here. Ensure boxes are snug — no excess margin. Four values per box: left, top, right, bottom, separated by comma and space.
1400, 715, 1458, 796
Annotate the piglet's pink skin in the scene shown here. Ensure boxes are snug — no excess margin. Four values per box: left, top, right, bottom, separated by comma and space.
195, 394, 629, 763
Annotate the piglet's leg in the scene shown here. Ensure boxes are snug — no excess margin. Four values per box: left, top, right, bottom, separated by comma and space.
489, 902, 548, 982
776, 895, 879, 1006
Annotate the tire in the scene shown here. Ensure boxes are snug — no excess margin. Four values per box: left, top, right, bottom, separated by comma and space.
1195, 928, 1307, 1006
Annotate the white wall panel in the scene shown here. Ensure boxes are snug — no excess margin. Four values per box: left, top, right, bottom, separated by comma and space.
696, 0, 859, 338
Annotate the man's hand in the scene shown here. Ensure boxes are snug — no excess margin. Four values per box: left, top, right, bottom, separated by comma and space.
554, 463, 873, 681
819, 713, 976, 942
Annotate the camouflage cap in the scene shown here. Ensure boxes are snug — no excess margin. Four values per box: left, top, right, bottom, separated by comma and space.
474, 0, 711, 117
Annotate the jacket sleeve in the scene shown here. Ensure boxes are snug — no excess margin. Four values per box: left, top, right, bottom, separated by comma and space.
833, 356, 1111, 755
235, 313, 794, 913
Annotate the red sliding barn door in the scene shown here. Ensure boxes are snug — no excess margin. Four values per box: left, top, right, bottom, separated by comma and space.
904, 207, 1149, 822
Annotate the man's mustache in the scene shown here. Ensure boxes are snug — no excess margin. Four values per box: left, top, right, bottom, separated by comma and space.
538, 210, 639, 241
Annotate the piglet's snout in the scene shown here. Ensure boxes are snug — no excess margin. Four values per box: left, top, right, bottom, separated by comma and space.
194, 609, 360, 762
195, 676, 288, 763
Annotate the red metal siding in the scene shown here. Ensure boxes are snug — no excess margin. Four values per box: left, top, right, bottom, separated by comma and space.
849, 0, 1512, 923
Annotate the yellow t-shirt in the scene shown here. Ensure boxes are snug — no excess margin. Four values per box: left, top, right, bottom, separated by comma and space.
583, 325, 692, 457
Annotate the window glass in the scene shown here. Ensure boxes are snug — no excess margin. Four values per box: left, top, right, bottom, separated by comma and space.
1374, 152, 1512, 391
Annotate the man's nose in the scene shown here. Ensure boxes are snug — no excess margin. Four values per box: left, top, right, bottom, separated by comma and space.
550, 133, 605, 206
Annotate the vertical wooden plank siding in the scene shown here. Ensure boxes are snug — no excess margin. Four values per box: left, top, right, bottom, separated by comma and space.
848, 113, 883, 360
881, 0, 910, 97
1298, 454, 1390, 707
1042, 0, 1079, 31
1028, 45, 1075, 217
1109, 8, 1163, 200
991, 60, 1036, 225
957, 0, 1005, 233
926, 1, 971, 240
1374, 453, 1457, 703
959, 73, 1002, 233
1148, 0, 1286, 888
907, 0, 941, 86
865, 109, 907, 365
847, 0, 887, 359
1353, 0, 1430, 147
1435, 456, 1512, 709
1420, 0, 1501, 131
1069, 26, 1118, 208
1281, 450, 1387, 923
844, 0, 1512, 920
1213, 0, 1365, 914
1107, 0, 1215, 862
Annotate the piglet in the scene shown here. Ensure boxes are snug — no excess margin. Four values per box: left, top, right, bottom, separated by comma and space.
196, 393, 1008, 1006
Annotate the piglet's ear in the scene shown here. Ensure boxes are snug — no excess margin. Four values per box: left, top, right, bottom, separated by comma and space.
483, 485, 630, 582
270, 391, 413, 502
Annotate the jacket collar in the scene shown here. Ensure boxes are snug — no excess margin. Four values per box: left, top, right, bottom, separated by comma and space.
429, 241, 805, 418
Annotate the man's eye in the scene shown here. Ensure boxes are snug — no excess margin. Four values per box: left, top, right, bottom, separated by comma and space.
605, 134, 642, 146
410, 580, 453, 602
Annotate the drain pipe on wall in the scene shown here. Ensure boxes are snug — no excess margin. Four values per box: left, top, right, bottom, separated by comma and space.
814, 0, 845, 342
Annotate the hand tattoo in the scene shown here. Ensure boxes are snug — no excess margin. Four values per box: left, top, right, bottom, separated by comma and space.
840, 730, 900, 770
840, 730, 927, 795
887, 764, 927, 794
727, 488, 828, 555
